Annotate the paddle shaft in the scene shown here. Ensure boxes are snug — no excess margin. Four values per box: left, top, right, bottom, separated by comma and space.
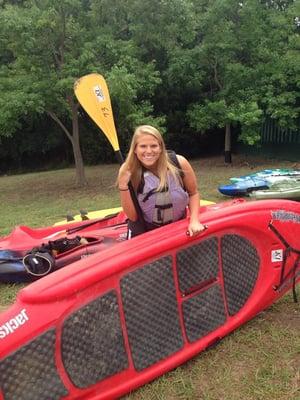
115, 150, 146, 230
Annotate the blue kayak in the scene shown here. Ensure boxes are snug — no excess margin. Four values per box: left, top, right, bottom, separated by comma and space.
220, 169, 300, 197
218, 178, 269, 196
230, 169, 300, 183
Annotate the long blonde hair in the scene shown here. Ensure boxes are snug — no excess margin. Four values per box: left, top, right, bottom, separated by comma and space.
121, 125, 181, 191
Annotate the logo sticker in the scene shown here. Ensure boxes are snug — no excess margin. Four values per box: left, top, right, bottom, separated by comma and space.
271, 249, 283, 262
271, 210, 300, 223
0, 309, 29, 339
93, 85, 105, 102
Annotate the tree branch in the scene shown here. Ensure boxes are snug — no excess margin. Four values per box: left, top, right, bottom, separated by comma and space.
47, 110, 73, 142
213, 61, 223, 90
67, 95, 79, 113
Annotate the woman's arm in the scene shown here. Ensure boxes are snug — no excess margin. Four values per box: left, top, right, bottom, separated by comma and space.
176, 155, 206, 236
117, 164, 138, 221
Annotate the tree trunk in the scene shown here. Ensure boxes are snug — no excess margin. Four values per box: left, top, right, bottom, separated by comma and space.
47, 97, 87, 187
70, 97, 87, 186
224, 123, 232, 164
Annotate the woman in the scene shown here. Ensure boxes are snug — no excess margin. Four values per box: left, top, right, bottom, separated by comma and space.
117, 125, 206, 238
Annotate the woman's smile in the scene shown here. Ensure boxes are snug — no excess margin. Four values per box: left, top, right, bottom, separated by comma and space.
135, 134, 162, 168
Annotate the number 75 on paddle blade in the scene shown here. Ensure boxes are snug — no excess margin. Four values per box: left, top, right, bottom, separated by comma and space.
74, 73, 120, 153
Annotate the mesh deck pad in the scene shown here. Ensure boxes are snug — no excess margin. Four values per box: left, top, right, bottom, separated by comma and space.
176, 237, 219, 293
120, 256, 183, 371
0, 329, 67, 400
221, 234, 260, 316
182, 284, 226, 343
61, 290, 128, 388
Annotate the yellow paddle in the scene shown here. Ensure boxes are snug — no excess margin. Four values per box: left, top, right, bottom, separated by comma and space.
74, 73, 145, 226
74, 73, 123, 163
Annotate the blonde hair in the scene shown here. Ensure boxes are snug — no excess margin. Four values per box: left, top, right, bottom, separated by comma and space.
121, 125, 181, 191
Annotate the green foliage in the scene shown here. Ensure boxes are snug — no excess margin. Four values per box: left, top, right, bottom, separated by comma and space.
0, 0, 299, 170
188, 100, 263, 145
107, 64, 165, 147
187, 101, 227, 132
0, 0, 93, 131
256, 0, 300, 130
184, 0, 299, 148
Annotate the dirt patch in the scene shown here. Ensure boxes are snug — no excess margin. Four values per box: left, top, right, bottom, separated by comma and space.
266, 308, 300, 331
258, 293, 300, 332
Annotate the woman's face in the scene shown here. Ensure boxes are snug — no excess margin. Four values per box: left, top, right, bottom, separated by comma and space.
134, 134, 162, 169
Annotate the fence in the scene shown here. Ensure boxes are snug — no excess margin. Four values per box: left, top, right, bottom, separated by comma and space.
261, 118, 300, 144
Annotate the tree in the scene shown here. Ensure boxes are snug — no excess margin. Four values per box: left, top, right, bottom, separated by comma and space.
0, 0, 166, 178
184, 0, 272, 162
0, 0, 298, 171
177, 0, 299, 162
258, 0, 300, 130
119, 0, 204, 151
0, 0, 100, 185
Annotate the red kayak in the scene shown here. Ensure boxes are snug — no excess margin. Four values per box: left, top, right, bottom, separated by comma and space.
0, 198, 299, 400
0, 210, 128, 283
0, 201, 233, 283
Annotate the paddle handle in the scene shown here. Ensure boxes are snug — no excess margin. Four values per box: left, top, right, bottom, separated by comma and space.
115, 150, 124, 164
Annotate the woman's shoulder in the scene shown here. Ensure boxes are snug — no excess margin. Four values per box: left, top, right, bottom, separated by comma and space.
174, 154, 189, 167
167, 151, 186, 167
174, 155, 195, 179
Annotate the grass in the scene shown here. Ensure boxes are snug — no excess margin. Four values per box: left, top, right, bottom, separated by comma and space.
0, 153, 299, 399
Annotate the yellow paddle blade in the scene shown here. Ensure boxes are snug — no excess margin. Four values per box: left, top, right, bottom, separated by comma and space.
74, 73, 120, 152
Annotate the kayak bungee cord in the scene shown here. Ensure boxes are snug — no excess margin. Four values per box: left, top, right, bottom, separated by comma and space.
269, 221, 300, 302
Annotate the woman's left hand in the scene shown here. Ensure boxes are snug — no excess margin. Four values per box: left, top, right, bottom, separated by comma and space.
187, 220, 207, 237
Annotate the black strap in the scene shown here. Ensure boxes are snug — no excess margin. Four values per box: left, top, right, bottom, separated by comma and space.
269, 222, 300, 256
269, 221, 300, 302
167, 150, 184, 178
143, 188, 157, 202
155, 203, 173, 210
67, 212, 121, 234
292, 256, 300, 303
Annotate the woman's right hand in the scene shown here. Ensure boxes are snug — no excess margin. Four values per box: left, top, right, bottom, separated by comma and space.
118, 165, 138, 221
118, 165, 132, 189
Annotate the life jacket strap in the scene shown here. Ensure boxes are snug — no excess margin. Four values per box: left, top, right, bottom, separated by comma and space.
155, 203, 173, 210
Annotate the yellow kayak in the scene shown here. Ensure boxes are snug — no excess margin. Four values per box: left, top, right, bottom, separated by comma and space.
54, 200, 215, 226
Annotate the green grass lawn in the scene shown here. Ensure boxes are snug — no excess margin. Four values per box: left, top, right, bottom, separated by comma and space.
0, 154, 299, 399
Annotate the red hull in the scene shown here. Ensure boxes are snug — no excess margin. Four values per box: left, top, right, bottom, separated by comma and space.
0, 199, 299, 400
